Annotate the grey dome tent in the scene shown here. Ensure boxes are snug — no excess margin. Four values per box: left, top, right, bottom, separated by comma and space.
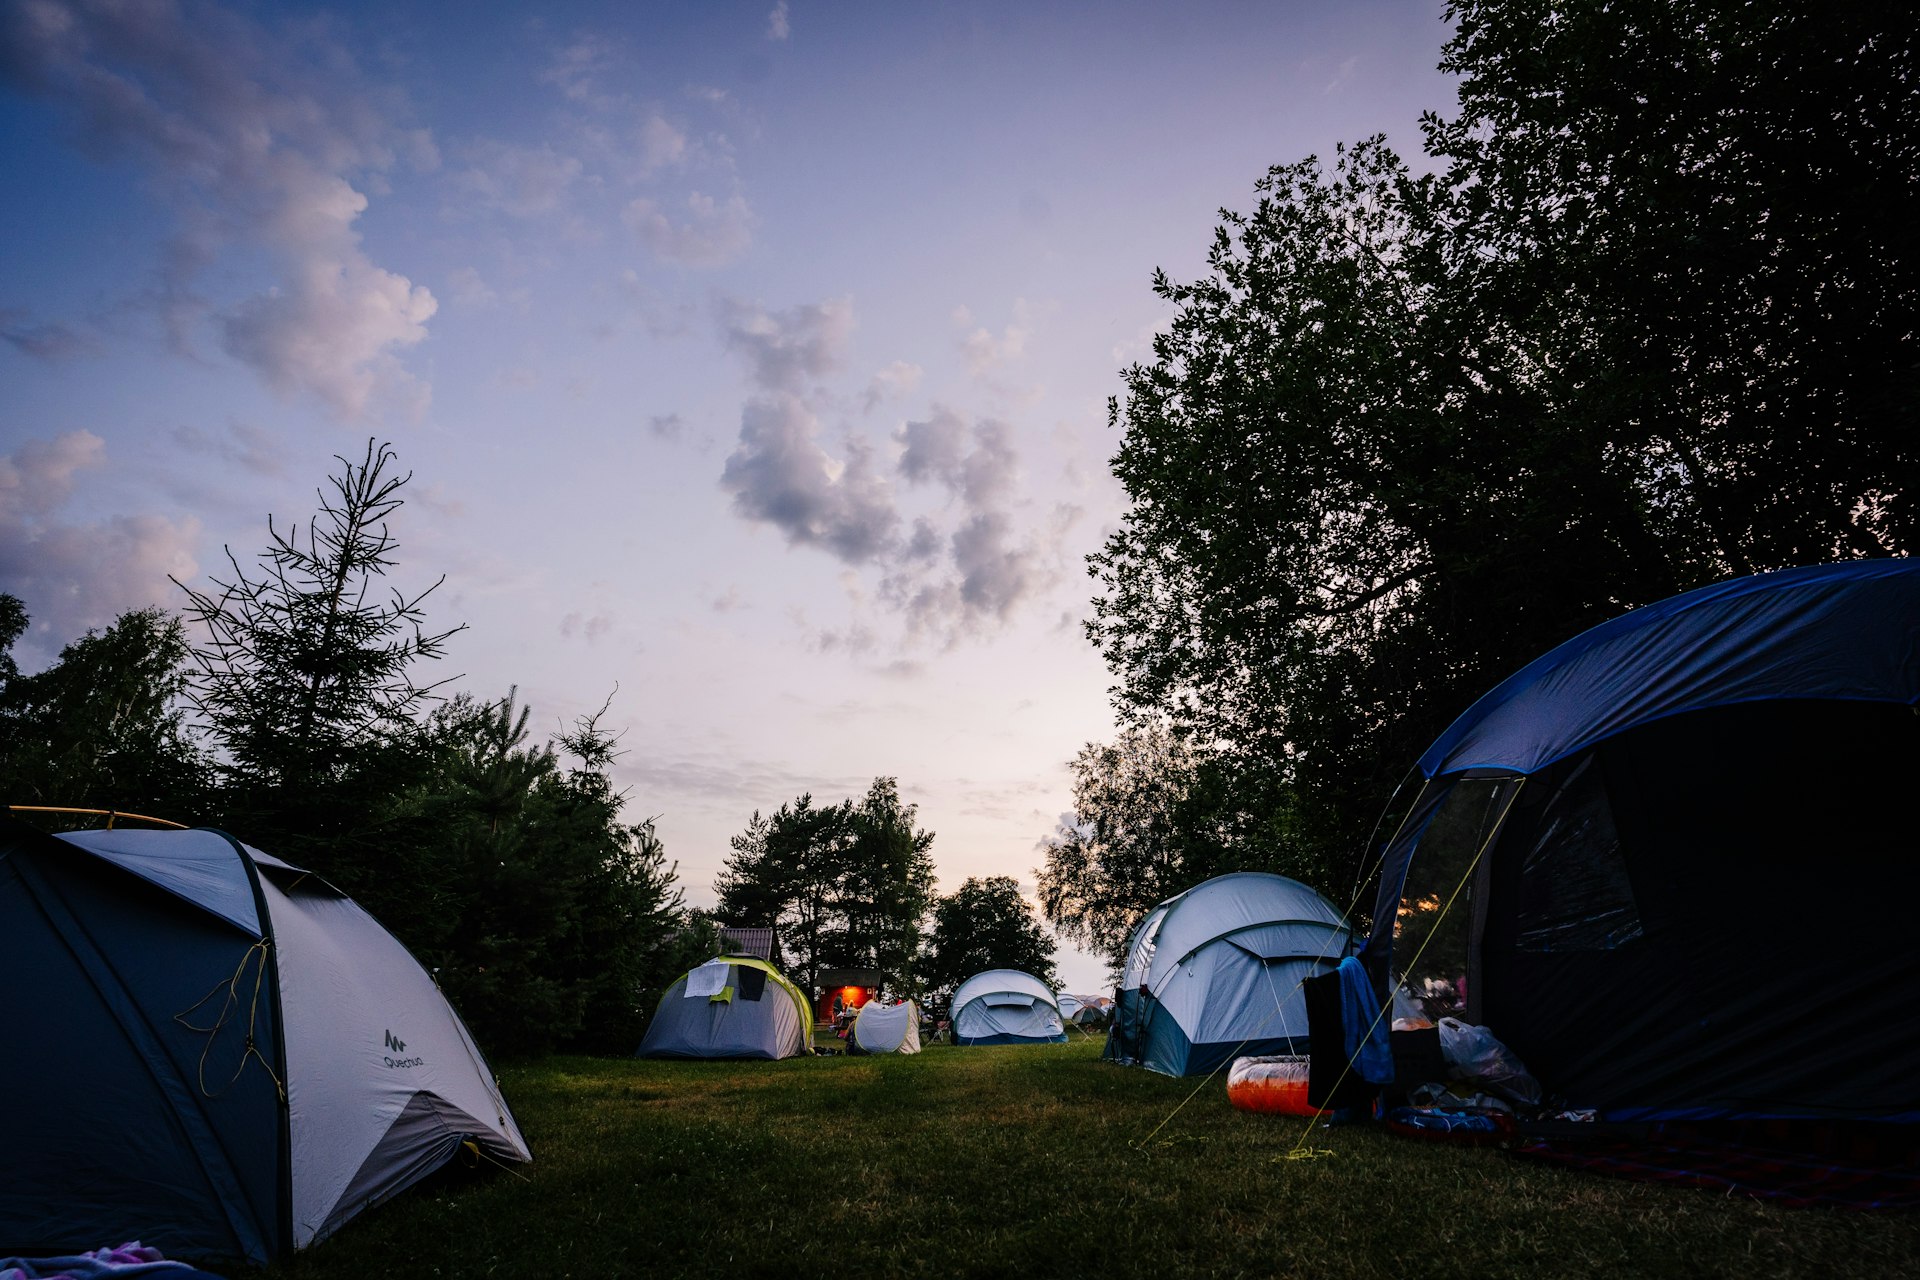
950, 969, 1068, 1045
636, 956, 812, 1060
1104, 872, 1352, 1077
0, 822, 531, 1266
848, 999, 922, 1055
1350, 560, 1920, 1122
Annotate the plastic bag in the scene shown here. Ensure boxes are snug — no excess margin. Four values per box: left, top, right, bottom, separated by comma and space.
1435, 1017, 1541, 1106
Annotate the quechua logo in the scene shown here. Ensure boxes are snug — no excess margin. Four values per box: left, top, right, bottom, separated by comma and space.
382, 1028, 423, 1069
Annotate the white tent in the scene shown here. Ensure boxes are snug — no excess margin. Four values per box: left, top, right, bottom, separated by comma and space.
0, 824, 530, 1265
849, 999, 922, 1055
950, 968, 1068, 1045
1104, 871, 1351, 1077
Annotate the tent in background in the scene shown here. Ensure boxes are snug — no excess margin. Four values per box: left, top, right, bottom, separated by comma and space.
950, 969, 1068, 1045
637, 956, 812, 1060
1104, 872, 1351, 1077
0, 822, 530, 1265
849, 999, 922, 1055
1357, 560, 1920, 1122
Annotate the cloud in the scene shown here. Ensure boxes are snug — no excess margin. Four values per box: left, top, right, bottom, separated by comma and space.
446, 265, 498, 308
0, 309, 99, 360
559, 610, 614, 643
636, 112, 689, 174
649, 412, 686, 441
1, 0, 437, 419
766, 2, 791, 41
453, 140, 585, 218
540, 33, 614, 104
719, 394, 899, 565
717, 294, 853, 394
955, 300, 1032, 377
170, 421, 287, 476
862, 359, 922, 412
0, 432, 200, 657
624, 192, 753, 266
898, 407, 1018, 506
222, 249, 436, 418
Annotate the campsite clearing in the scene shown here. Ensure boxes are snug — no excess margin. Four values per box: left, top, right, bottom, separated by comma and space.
260, 1039, 1920, 1280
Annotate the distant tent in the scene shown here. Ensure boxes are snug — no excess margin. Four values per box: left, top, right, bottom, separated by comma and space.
849, 999, 922, 1055
1104, 872, 1352, 1077
950, 969, 1068, 1045
0, 822, 531, 1265
1356, 560, 1920, 1122
637, 957, 812, 1060
1067, 995, 1114, 1024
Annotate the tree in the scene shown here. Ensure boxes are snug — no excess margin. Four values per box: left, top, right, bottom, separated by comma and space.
371, 691, 699, 1056
923, 876, 1057, 1013
0, 601, 210, 819
715, 777, 936, 997
174, 439, 463, 853
1089, 0, 1919, 890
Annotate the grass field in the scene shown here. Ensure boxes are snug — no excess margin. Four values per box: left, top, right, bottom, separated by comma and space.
262, 1039, 1920, 1279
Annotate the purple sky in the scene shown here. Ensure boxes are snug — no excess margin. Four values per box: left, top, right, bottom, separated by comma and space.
0, 0, 1455, 990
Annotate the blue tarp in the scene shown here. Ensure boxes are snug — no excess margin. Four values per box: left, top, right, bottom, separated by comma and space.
1418, 560, 1920, 778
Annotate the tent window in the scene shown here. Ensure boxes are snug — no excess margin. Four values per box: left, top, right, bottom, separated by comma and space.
1513, 753, 1643, 952
1395, 777, 1520, 1022
736, 966, 768, 1002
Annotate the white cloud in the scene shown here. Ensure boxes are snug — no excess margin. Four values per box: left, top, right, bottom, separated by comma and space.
637, 112, 689, 173
0, 432, 200, 656
719, 394, 899, 565
717, 294, 852, 393
624, 192, 754, 266
862, 359, 922, 412
540, 33, 615, 104
958, 299, 1033, 376
453, 140, 585, 218
2, 0, 439, 419
446, 265, 498, 308
766, 2, 791, 41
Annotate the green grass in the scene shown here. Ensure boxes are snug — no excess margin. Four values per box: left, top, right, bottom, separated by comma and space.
264, 1039, 1920, 1279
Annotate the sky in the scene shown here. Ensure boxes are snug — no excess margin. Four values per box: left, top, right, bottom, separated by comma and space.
0, 0, 1456, 993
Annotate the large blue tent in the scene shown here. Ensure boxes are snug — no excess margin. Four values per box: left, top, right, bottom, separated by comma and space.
1360, 560, 1920, 1121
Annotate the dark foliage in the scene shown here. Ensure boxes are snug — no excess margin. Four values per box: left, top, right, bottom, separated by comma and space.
921, 875, 1057, 1014
1084, 0, 1919, 907
715, 777, 936, 998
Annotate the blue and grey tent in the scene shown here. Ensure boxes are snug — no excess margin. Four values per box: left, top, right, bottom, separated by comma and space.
1103, 872, 1351, 1077
950, 969, 1068, 1045
0, 822, 531, 1265
636, 956, 812, 1060
1358, 559, 1920, 1121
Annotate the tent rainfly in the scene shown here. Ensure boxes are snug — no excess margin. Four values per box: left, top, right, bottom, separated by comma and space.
950, 969, 1068, 1045
1105, 871, 1352, 1077
637, 957, 812, 1060
0, 822, 531, 1266
1353, 559, 1920, 1121
848, 999, 922, 1055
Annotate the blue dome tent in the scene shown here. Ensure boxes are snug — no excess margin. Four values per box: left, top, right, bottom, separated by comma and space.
0, 822, 531, 1265
950, 969, 1068, 1045
1359, 560, 1920, 1122
1104, 872, 1351, 1077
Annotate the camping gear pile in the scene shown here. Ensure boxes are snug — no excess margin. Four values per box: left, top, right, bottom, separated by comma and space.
0, 823, 530, 1266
